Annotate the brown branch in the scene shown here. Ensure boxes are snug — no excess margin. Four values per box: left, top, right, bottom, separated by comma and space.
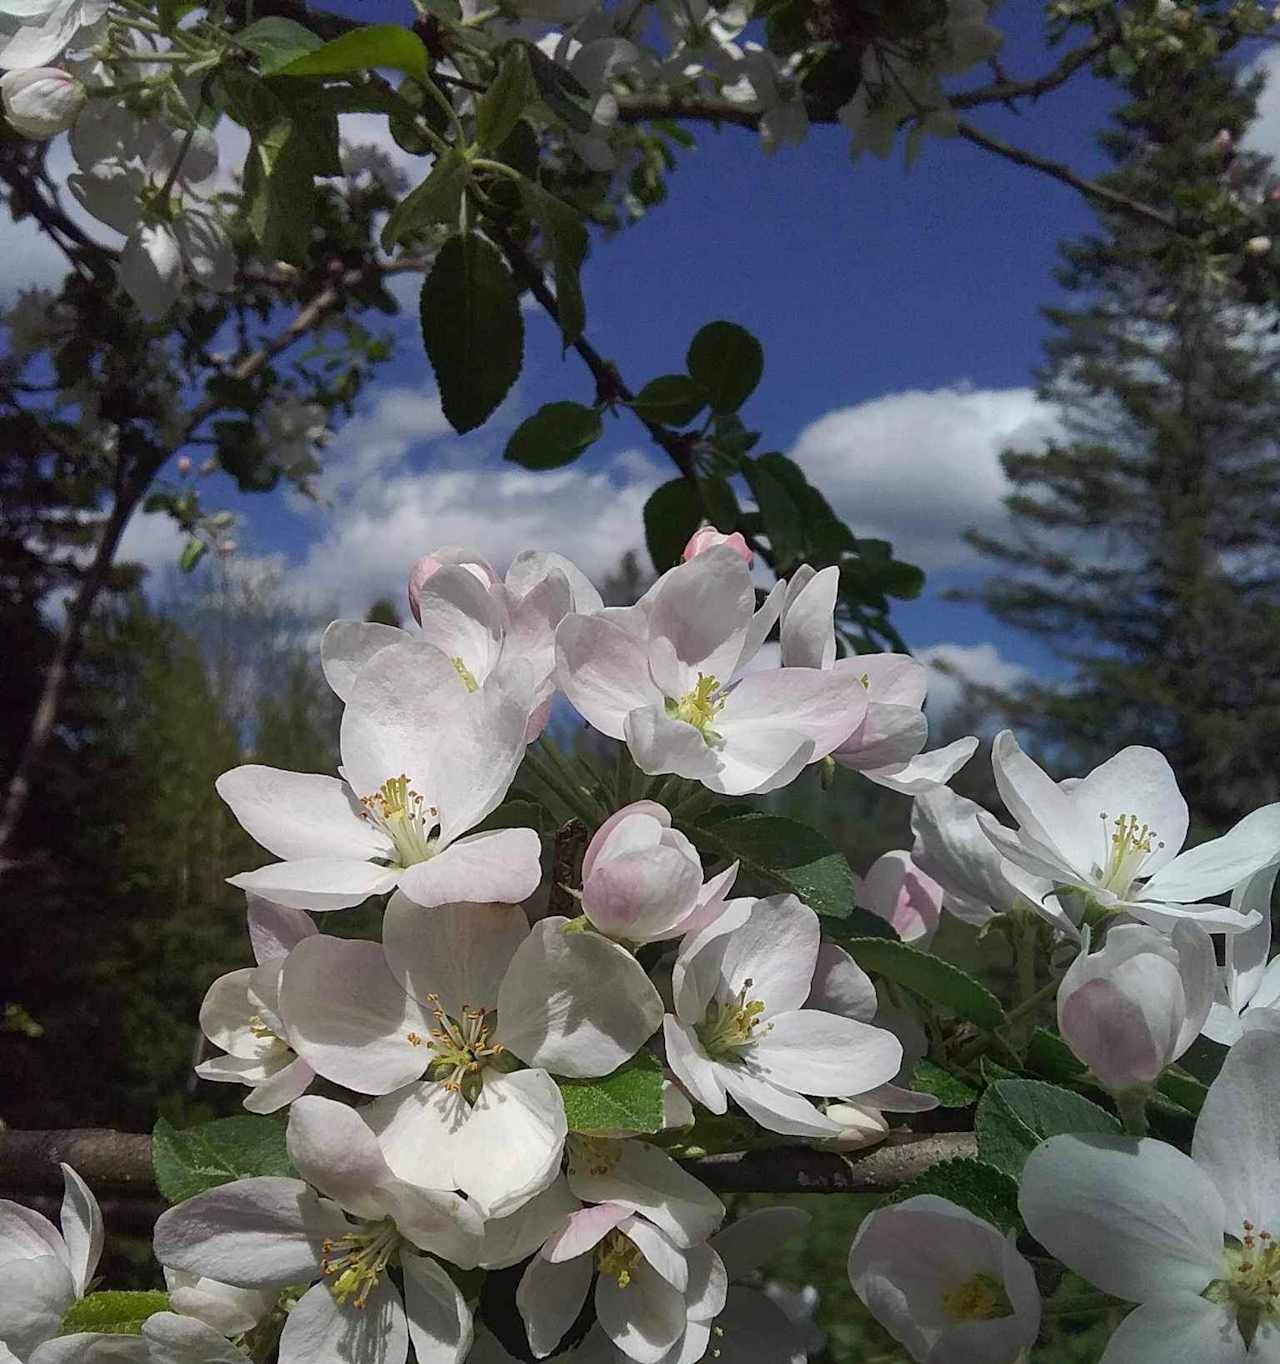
0, 1127, 976, 1199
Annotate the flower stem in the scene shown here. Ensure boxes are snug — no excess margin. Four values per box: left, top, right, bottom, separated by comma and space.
1115, 1087, 1149, 1137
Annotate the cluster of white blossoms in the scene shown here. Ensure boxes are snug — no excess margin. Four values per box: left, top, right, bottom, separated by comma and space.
6, 529, 1280, 1364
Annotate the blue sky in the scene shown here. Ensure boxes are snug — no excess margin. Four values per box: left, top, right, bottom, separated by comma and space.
17, 3, 1279, 711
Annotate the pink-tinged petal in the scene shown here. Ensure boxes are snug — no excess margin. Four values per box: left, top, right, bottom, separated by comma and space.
747, 1011, 902, 1097
153, 1177, 343, 1290
649, 546, 754, 683
624, 706, 720, 785
682, 527, 753, 566
0, 1256, 75, 1357
699, 893, 819, 1020
320, 619, 407, 702
711, 1209, 810, 1280
544, 1203, 632, 1262
833, 697, 928, 772
779, 566, 838, 670
595, 1255, 687, 1362
710, 726, 816, 797
280, 1278, 407, 1364
228, 858, 400, 913
861, 736, 978, 796
410, 547, 498, 622
505, 573, 572, 690
1141, 803, 1280, 905
383, 894, 528, 1015
721, 1070, 842, 1138
566, 1140, 723, 1248
858, 654, 928, 708
0, 1200, 65, 1267
397, 830, 542, 910
216, 767, 388, 863
556, 615, 661, 740
450, 1070, 567, 1219
243, 1057, 314, 1114
662, 1017, 727, 1113
653, 862, 740, 943
859, 852, 944, 945
473, 1179, 581, 1272
507, 551, 603, 616
495, 918, 663, 1077
247, 897, 317, 964
734, 579, 787, 676
721, 668, 867, 760
414, 565, 506, 684
517, 1252, 594, 1358
990, 731, 1095, 880
338, 641, 474, 797
402, 1252, 473, 1364
286, 1096, 394, 1220
279, 937, 429, 1095
58, 1164, 102, 1298
1059, 976, 1167, 1091
583, 802, 672, 880
806, 943, 877, 1022
1070, 746, 1188, 880
1019, 1136, 1224, 1302
583, 843, 703, 942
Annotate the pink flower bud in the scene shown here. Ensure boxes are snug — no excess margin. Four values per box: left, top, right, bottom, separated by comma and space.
406, 547, 498, 624
857, 851, 944, 945
217, 539, 237, 555
1214, 128, 1234, 154
1246, 235, 1273, 256
681, 527, 753, 566
1, 68, 86, 140
176, 455, 192, 475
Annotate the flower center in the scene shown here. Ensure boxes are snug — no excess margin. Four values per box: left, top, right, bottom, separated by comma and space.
665, 673, 725, 743
596, 1229, 643, 1288
696, 979, 771, 1059
1098, 812, 1164, 895
940, 1272, 1012, 1322
320, 1218, 402, 1309
425, 995, 505, 1103
450, 656, 480, 692
1205, 1223, 1280, 1345
247, 1013, 294, 1064
360, 774, 438, 867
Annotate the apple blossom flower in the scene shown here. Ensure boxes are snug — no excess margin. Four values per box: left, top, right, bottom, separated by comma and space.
856, 850, 944, 945
19, 1313, 256, 1364
980, 731, 1280, 933
161, 1271, 270, 1338
580, 800, 737, 944
820, 1082, 940, 1153
848, 1195, 1040, 1364
262, 395, 328, 478
280, 897, 663, 1217
217, 640, 539, 910
0, 67, 83, 139
1019, 1029, 1280, 1364
1203, 865, 1280, 1045
909, 786, 1026, 927
0, 1164, 101, 1359
663, 894, 902, 1137
557, 546, 864, 795
535, 33, 640, 171
682, 527, 752, 565
517, 1202, 727, 1362
0, 0, 105, 70
1057, 921, 1215, 1094
154, 1097, 484, 1364
193, 897, 317, 1113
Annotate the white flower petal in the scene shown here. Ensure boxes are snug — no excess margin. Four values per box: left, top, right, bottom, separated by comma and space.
595, 1257, 686, 1364
624, 705, 721, 786
319, 620, 408, 703
216, 767, 387, 863
396, 831, 542, 910
556, 615, 661, 740
286, 1096, 394, 1220
779, 566, 837, 670
363, 1081, 462, 1193
861, 736, 978, 796
989, 731, 1093, 880
661, 1016, 727, 1113
648, 546, 754, 683
508, 551, 603, 616
0, 1256, 76, 1358
58, 1164, 102, 1298
247, 897, 317, 964
0, 1201, 65, 1266
243, 1057, 315, 1114
1091, 1296, 1246, 1364
807, 942, 878, 1021
228, 858, 400, 913
402, 1253, 473, 1364
279, 1278, 407, 1364
475, 1178, 581, 1271
746, 1011, 902, 1097
140, 1313, 248, 1364
566, 1140, 722, 1248
27, 1336, 149, 1364
721, 1069, 842, 1138
620, 1216, 687, 1291
721, 668, 865, 761
1070, 746, 1188, 879
583, 842, 703, 942
120, 223, 183, 321
1141, 803, 1280, 904
543, 1204, 631, 1262
682, 1244, 728, 1323
708, 1286, 808, 1364
517, 1253, 593, 1358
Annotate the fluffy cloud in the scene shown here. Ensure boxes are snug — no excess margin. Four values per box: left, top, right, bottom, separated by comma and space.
917, 641, 1031, 718
788, 384, 1059, 572
1243, 47, 1280, 157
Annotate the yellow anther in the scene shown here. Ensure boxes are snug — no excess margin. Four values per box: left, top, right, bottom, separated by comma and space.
450, 656, 480, 692
940, 1272, 1012, 1322
666, 673, 726, 743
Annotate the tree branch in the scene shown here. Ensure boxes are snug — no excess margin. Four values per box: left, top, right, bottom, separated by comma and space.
0, 1127, 977, 1199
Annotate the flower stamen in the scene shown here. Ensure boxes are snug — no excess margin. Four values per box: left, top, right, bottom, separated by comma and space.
696, 978, 771, 1058
940, 1271, 1012, 1322
320, 1218, 401, 1309
360, 774, 438, 866
666, 673, 726, 744
596, 1229, 643, 1288
1098, 811, 1164, 895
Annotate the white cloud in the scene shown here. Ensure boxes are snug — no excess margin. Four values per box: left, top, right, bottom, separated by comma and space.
1244, 47, 1280, 157
788, 384, 1059, 572
917, 641, 1031, 718
117, 508, 187, 575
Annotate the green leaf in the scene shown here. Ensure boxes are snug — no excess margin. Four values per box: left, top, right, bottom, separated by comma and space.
518, 181, 588, 345
275, 24, 429, 80
679, 811, 854, 919
473, 798, 545, 835
558, 1053, 665, 1135
152, 1114, 295, 1204
420, 232, 524, 434
840, 939, 1005, 1029
60, 1291, 169, 1337
975, 1078, 1121, 1180
742, 457, 805, 564
630, 374, 707, 427
686, 320, 764, 414
888, 1158, 1021, 1233
236, 16, 323, 74
910, 1059, 979, 1108
504, 401, 603, 470
700, 476, 739, 533
477, 45, 535, 151
1156, 1067, 1208, 1116
179, 539, 206, 573
524, 40, 595, 133
643, 478, 702, 573
381, 149, 468, 251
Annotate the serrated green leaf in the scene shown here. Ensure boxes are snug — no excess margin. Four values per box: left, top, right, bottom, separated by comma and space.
1156, 1067, 1207, 1115
910, 1059, 978, 1108
236, 16, 323, 74
643, 478, 702, 573
381, 150, 468, 251
887, 1158, 1020, 1233
679, 811, 854, 919
504, 401, 602, 470
742, 456, 805, 564
700, 476, 738, 533
275, 24, 429, 80
630, 374, 707, 427
477, 45, 535, 151
518, 181, 587, 345
975, 1078, 1120, 1179
558, 1053, 665, 1135
152, 1115, 294, 1204
1025, 1027, 1086, 1083
686, 320, 764, 415
840, 939, 1005, 1028
60, 1291, 169, 1336
420, 232, 523, 434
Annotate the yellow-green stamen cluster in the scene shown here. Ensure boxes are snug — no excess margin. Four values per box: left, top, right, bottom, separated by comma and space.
1098, 811, 1163, 895
696, 978, 770, 1058
425, 993, 505, 1103
665, 673, 726, 744
940, 1271, 1013, 1322
450, 656, 480, 692
1205, 1222, 1280, 1346
360, 774, 438, 866
321, 1218, 402, 1309
597, 1229, 644, 1289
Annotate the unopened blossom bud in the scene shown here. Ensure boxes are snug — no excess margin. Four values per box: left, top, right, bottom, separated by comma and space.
217, 539, 237, 555
1057, 920, 1214, 1094
406, 546, 497, 624
856, 850, 944, 945
681, 526, 753, 566
0, 67, 86, 140
176, 455, 192, 475
1214, 128, 1234, 154
1246, 234, 1273, 256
